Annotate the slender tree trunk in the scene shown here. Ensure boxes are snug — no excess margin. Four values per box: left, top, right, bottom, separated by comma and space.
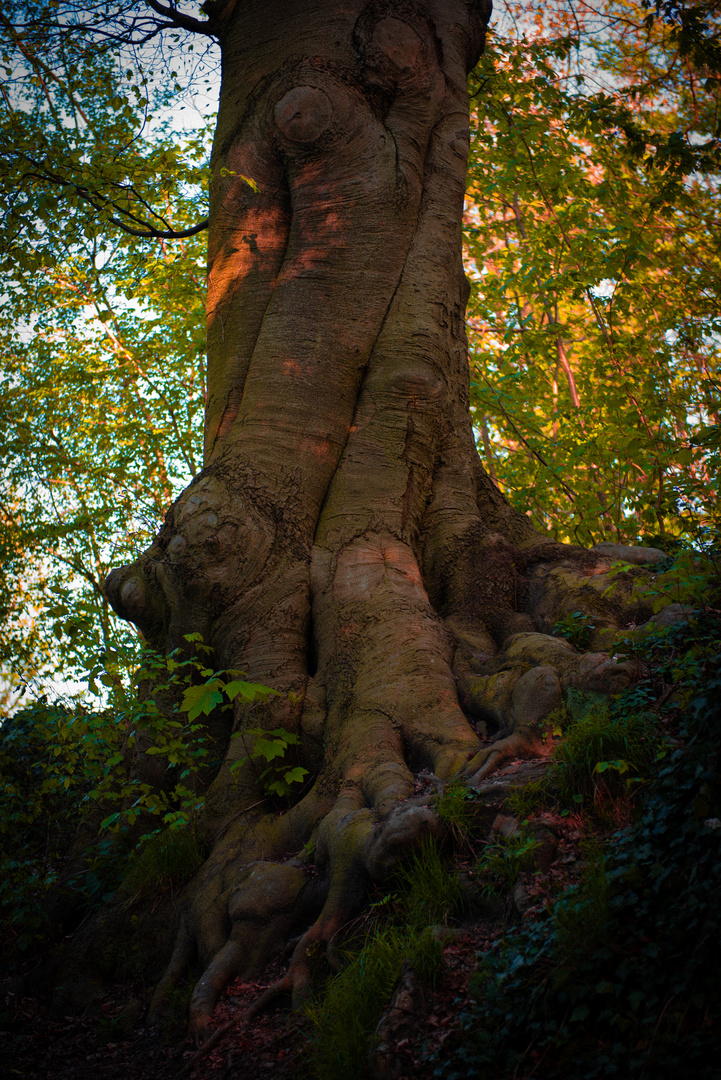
96, 0, 661, 1038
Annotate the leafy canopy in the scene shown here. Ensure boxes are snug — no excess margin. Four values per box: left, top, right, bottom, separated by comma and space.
0, 0, 718, 704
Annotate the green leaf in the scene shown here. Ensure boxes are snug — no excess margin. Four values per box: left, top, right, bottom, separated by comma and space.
283, 766, 309, 785
252, 738, 287, 762
180, 681, 225, 721
264, 779, 289, 797
224, 680, 279, 702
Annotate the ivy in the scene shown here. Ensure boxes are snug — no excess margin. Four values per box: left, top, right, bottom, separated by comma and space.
433, 589, 721, 1079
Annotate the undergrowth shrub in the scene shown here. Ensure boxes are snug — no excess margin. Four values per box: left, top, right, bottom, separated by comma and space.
551, 690, 659, 813
0, 701, 129, 954
305, 927, 406, 1080
306, 837, 461, 1079
120, 827, 209, 901
434, 781, 480, 849
0, 635, 283, 958
505, 777, 551, 818
506, 687, 661, 826
432, 609, 721, 1080
475, 829, 540, 896
306, 924, 447, 1080
553, 610, 596, 648
394, 838, 468, 928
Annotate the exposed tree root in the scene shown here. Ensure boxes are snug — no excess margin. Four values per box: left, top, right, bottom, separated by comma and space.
103, 530, 669, 1045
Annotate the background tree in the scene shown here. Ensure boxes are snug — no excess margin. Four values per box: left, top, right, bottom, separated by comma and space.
0, 0, 211, 703
466, 0, 720, 547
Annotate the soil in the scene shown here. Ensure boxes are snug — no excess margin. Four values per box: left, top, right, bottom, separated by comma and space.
2, 758, 593, 1080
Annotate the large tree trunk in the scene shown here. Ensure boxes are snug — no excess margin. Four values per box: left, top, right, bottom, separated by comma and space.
100, 0, 658, 1039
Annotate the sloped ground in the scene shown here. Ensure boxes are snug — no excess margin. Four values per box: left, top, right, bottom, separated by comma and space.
4, 600, 721, 1080
1, 758, 594, 1080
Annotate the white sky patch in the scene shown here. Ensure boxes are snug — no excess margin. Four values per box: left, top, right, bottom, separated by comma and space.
590, 279, 616, 299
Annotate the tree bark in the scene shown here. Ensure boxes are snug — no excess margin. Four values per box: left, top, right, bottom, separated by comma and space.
100, 0, 661, 1039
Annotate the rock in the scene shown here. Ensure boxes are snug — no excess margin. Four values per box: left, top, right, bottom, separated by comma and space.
512, 877, 533, 914
117, 997, 144, 1035
571, 652, 638, 694
527, 824, 559, 872
491, 813, 520, 838
645, 602, 695, 628
426, 924, 465, 943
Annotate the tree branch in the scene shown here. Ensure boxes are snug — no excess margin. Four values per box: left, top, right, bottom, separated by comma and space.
107, 215, 209, 238
16, 154, 209, 239
144, 0, 215, 36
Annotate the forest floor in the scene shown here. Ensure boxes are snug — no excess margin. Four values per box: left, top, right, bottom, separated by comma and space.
5, 587, 720, 1080
1, 757, 596, 1080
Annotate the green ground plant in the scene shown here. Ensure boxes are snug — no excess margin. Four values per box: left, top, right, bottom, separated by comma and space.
305, 927, 408, 1080
0, 636, 285, 957
305, 838, 463, 1079
434, 781, 481, 849
306, 925, 447, 1080
475, 829, 541, 897
505, 778, 552, 819
551, 694, 659, 813
552, 612, 597, 649
432, 603, 721, 1080
505, 685, 661, 825
394, 839, 469, 929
